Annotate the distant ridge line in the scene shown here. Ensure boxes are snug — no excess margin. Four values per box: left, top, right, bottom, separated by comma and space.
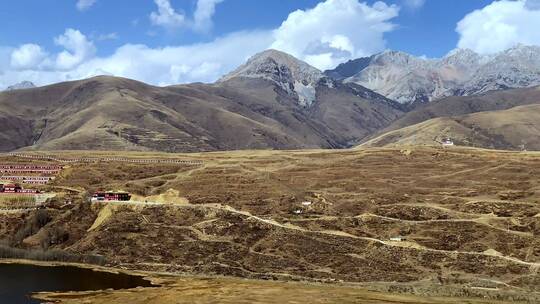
4, 153, 203, 165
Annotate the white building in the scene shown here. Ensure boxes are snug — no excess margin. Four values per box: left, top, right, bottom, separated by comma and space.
441, 138, 454, 147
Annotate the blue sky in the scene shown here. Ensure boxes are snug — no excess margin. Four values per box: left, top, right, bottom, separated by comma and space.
1, 0, 493, 57
1, 0, 539, 87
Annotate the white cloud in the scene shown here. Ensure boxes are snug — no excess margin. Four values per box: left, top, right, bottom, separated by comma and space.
271, 0, 399, 70
0, 30, 273, 88
150, 0, 223, 33
193, 0, 224, 32
10, 44, 48, 70
150, 0, 186, 28
71, 30, 273, 85
403, 0, 426, 10
76, 0, 97, 11
0, 0, 399, 88
54, 29, 96, 70
456, 0, 540, 54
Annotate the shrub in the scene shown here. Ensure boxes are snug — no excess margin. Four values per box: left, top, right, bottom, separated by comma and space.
0, 245, 106, 265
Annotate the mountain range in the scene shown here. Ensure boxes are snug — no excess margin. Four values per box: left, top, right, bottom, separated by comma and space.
326, 44, 540, 104
1, 46, 540, 152
0, 50, 402, 152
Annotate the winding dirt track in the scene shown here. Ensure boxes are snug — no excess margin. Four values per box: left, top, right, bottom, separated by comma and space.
103, 200, 540, 269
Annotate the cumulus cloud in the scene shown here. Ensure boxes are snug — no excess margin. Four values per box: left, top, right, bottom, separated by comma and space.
193, 0, 224, 32
150, 0, 186, 28
150, 0, 223, 32
0, 30, 273, 88
76, 0, 97, 11
0, 0, 399, 88
10, 44, 48, 70
456, 0, 540, 54
72, 30, 273, 85
54, 29, 96, 70
271, 0, 399, 70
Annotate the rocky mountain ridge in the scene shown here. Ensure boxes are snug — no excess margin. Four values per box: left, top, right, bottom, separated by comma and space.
326, 44, 540, 104
220, 49, 334, 107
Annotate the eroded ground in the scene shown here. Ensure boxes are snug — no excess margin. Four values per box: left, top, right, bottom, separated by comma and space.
1, 146, 539, 302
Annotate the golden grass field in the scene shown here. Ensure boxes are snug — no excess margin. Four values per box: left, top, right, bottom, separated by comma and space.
1, 145, 539, 303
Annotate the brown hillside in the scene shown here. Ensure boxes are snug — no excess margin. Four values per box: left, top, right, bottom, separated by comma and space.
0, 76, 402, 152
376, 86, 540, 135
361, 104, 540, 150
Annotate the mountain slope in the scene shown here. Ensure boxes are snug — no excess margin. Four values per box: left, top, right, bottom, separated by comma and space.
326, 45, 540, 104
0, 50, 404, 152
377, 85, 540, 134
360, 85, 540, 150
219, 49, 333, 107
361, 104, 540, 150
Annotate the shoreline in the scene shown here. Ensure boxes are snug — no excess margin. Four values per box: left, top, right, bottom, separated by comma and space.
1, 258, 537, 304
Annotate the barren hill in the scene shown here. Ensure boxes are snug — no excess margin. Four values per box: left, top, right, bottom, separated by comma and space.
380, 86, 540, 132
358, 86, 540, 150
0, 52, 403, 153
2, 147, 539, 302
361, 104, 540, 150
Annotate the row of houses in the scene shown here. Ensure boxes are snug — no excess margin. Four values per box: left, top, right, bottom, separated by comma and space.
0, 168, 62, 175
6, 153, 203, 165
0, 164, 63, 175
0, 176, 55, 185
0, 164, 64, 170
0, 183, 40, 194
0, 163, 63, 185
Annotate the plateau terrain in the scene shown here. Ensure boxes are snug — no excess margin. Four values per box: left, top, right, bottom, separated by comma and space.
0, 146, 539, 302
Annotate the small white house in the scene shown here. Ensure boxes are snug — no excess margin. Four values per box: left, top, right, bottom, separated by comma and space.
441, 138, 454, 147
390, 236, 405, 242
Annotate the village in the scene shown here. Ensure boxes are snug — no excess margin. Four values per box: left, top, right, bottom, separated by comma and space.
0, 152, 205, 211
0, 163, 61, 208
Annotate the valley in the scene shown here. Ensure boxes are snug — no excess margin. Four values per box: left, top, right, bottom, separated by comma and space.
4, 1, 540, 303
0, 146, 539, 302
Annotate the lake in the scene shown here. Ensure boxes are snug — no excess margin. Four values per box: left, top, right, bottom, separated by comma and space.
0, 263, 154, 303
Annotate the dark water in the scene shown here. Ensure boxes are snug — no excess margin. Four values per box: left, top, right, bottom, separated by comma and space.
0, 263, 154, 303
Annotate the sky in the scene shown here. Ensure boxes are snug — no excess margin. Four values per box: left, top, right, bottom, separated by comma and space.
2, 0, 540, 88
